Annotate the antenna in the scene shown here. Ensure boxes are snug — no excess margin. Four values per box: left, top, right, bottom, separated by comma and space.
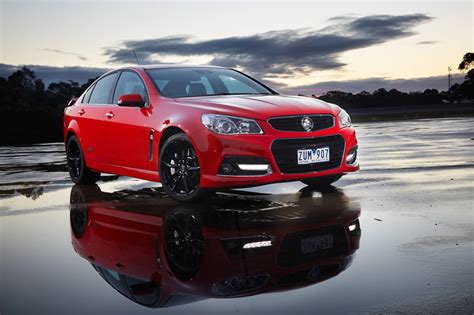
448, 66, 452, 90
132, 49, 140, 65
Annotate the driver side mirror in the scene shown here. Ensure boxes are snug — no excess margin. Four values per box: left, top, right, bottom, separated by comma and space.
117, 94, 146, 107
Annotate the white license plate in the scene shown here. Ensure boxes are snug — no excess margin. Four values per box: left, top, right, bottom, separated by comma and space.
301, 234, 334, 254
297, 147, 330, 165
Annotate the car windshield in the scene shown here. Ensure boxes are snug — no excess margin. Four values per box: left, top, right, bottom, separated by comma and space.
146, 67, 275, 98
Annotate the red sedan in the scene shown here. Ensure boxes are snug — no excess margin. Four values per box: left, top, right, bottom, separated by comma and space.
64, 65, 359, 201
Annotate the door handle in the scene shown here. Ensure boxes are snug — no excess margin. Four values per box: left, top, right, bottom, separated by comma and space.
105, 112, 114, 119
78, 108, 85, 115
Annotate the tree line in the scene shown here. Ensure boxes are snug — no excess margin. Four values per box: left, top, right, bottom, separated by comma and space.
317, 52, 473, 108
0, 52, 472, 145
0, 68, 96, 145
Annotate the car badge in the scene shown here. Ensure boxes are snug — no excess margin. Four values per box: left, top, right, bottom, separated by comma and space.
307, 266, 320, 281
301, 116, 314, 132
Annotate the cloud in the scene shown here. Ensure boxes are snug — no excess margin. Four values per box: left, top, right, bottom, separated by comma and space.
417, 40, 438, 45
104, 14, 433, 79
284, 74, 465, 95
0, 63, 107, 85
44, 48, 88, 61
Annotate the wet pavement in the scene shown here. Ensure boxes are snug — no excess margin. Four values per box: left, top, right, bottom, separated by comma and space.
1, 117, 473, 314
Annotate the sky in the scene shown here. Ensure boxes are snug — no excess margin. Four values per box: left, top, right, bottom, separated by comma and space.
0, 0, 472, 93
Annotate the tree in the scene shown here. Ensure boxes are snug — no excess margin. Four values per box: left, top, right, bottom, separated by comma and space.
452, 52, 474, 100
458, 52, 473, 71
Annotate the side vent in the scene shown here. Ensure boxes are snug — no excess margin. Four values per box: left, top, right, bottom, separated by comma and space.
149, 129, 154, 161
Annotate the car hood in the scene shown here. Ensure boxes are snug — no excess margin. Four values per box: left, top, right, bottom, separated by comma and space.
173, 94, 340, 120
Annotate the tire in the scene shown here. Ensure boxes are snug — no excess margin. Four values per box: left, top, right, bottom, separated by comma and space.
159, 133, 209, 202
163, 209, 204, 280
66, 135, 100, 184
301, 174, 343, 188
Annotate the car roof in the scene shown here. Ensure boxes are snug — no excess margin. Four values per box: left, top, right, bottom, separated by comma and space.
132, 64, 227, 70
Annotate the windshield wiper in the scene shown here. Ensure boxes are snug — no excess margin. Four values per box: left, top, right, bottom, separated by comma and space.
176, 92, 272, 98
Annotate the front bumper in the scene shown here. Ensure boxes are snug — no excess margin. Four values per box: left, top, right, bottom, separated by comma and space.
190, 122, 359, 189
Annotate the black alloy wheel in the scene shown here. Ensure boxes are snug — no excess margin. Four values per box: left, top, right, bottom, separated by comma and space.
164, 210, 204, 280
66, 135, 100, 184
159, 133, 205, 202
67, 138, 82, 182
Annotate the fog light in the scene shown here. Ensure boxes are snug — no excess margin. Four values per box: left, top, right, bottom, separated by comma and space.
220, 163, 235, 175
348, 223, 357, 232
237, 164, 271, 172
221, 235, 275, 257
242, 240, 273, 249
346, 147, 358, 165
348, 219, 361, 235
218, 156, 272, 176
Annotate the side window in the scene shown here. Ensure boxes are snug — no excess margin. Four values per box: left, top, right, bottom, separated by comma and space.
81, 84, 95, 104
113, 71, 148, 104
88, 73, 118, 105
219, 75, 259, 94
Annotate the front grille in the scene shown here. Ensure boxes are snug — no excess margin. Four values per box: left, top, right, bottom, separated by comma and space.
271, 135, 345, 174
268, 115, 334, 132
276, 225, 349, 268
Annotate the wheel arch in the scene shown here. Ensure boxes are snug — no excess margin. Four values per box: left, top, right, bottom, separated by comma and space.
158, 126, 186, 152
65, 119, 81, 145
65, 130, 77, 145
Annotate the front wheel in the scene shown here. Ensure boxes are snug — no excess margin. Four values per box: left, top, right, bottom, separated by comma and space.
301, 174, 343, 188
159, 133, 210, 202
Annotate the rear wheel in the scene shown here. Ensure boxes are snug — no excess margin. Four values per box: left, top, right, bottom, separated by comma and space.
301, 174, 343, 188
66, 135, 100, 184
159, 133, 209, 202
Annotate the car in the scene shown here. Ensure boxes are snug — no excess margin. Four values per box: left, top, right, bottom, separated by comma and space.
69, 184, 361, 308
64, 65, 359, 202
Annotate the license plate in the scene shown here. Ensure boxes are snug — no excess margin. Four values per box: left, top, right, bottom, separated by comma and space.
297, 147, 330, 165
301, 234, 334, 254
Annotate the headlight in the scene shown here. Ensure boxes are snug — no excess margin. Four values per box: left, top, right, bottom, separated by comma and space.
201, 114, 263, 135
338, 109, 351, 128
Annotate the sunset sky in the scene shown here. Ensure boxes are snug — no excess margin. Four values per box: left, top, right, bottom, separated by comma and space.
0, 0, 472, 93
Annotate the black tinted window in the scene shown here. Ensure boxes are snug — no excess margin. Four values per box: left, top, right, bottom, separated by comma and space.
89, 73, 118, 104
113, 71, 148, 104
82, 85, 94, 104
146, 68, 273, 98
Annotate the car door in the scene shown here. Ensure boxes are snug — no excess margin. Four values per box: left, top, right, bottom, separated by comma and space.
75, 72, 118, 164
103, 70, 153, 171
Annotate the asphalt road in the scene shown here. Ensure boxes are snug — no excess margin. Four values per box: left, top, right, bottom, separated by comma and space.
1, 117, 473, 314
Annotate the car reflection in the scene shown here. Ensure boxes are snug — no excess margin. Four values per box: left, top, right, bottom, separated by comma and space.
69, 185, 361, 308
